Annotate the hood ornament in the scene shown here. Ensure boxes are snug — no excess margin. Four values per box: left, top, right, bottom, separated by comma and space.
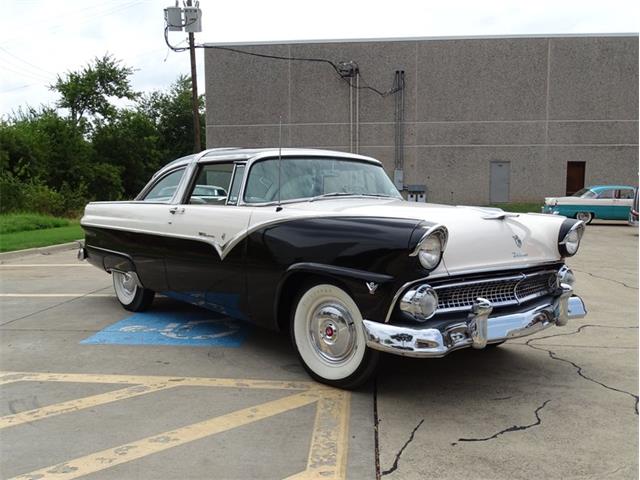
482, 212, 520, 220
512, 235, 523, 248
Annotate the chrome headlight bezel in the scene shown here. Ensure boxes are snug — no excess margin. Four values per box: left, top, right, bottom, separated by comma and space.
558, 220, 585, 257
410, 224, 448, 270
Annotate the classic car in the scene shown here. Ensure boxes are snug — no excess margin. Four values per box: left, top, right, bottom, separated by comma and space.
79, 148, 587, 388
542, 185, 636, 223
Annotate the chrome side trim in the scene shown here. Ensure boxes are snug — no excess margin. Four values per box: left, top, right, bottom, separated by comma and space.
84, 212, 422, 262
364, 292, 587, 358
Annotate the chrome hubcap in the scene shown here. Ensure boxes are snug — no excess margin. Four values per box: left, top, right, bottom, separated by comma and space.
308, 302, 356, 364
113, 271, 136, 304
577, 212, 591, 221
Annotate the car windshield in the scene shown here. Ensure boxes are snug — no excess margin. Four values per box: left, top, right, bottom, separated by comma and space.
243, 157, 402, 204
573, 188, 596, 198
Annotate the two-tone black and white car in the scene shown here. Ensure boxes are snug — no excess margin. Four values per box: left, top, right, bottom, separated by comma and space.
80, 148, 587, 388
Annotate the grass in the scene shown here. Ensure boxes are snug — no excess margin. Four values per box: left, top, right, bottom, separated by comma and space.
485, 202, 543, 213
0, 213, 83, 253
0, 213, 73, 234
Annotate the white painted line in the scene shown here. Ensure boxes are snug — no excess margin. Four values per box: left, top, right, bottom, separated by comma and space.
0, 293, 112, 297
0, 264, 89, 267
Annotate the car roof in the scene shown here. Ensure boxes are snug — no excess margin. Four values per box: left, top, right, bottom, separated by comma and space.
153, 148, 382, 178
589, 185, 636, 191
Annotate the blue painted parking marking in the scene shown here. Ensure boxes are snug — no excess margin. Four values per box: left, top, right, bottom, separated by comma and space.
81, 309, 249, 347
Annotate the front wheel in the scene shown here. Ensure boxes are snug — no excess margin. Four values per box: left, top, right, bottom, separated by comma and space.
576, 211, 593, 224
291, 283, 379, 389
112, 271, 155, 312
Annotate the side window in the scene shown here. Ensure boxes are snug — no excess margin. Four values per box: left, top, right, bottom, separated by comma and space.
188, 163, 234, 205
597, 189, 615, 199
142, 168, 185, 202
227, 165, 245, 205
618, 189, 635, 199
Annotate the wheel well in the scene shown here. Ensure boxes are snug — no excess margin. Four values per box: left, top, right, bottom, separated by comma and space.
275, 272, 352, 332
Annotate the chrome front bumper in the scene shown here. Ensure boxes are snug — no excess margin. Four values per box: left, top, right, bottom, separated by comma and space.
362, 285, 586, 358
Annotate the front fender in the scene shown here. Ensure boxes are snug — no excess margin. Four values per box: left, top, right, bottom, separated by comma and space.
244, 216, 425, 329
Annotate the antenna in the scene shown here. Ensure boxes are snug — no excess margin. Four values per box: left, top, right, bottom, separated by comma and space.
277, 117, 283, 209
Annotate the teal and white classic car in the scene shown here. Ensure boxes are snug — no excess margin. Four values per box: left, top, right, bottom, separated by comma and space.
543, 185, 637, 224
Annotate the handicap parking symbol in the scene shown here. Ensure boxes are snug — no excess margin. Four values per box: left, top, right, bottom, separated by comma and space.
81, 309, 249, 347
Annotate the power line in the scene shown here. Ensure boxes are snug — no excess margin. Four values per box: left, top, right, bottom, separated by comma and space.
163, 27, 403, 98
0, 0, 144, 46
0, 47, 56, 76
0, 62, 53, 83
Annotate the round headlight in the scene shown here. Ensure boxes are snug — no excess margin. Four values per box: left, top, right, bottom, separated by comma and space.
559, 221, 585, 257
564, 229, 580, 255
418, 235, 443, 269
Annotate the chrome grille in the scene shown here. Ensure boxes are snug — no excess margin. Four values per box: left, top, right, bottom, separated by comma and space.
434, 271, 557, 313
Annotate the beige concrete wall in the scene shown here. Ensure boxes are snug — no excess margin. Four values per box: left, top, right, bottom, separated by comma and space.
204, 35, 639, 204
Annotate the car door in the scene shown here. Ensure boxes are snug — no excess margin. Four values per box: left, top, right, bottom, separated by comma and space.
164, 161, 252, 319
594, 188, 616, 219
98, 166, 190, 292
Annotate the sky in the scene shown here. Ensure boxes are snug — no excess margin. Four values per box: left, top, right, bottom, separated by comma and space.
0, 0, 638, 116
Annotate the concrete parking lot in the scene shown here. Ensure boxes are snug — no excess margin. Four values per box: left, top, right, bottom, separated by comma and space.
0, 222, 637, 479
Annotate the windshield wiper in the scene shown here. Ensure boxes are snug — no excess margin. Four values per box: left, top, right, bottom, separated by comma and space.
308, 192, 397, 202
308, 192, 357, 202
358, 193, 396, 198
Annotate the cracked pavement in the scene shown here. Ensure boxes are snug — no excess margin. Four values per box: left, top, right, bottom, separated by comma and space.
375, 223, 638, 479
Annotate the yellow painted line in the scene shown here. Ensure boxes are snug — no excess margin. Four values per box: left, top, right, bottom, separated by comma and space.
0, 382, 177, 429
0, 371, 325, 391
0, 264, 89, 267
285, 391, 351, 480
10, 391, 320, 480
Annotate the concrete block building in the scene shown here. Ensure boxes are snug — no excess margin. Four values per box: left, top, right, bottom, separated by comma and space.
204, 34, 638, 204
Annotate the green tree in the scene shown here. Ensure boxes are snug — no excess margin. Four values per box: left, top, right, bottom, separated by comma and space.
138, 75, 205, 160
50, 54, 137, 128
92, 109, 162, 197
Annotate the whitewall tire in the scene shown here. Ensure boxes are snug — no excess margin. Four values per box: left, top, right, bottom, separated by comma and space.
112, 271, 155, 312
576, 212, 593, 224
291, 283, 378, 388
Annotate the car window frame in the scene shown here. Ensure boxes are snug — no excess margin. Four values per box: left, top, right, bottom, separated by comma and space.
617, 188, 635, 199
180, 160, 238, 206
239, 155, 396, 206
137, 167, 187, 204
226, 163, 247, 206
596, 189, 616, 199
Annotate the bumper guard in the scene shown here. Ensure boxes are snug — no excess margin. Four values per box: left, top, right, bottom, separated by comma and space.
362, 284, 586, 358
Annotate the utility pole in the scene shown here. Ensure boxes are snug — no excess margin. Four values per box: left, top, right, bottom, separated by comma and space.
186, 0, 201, 153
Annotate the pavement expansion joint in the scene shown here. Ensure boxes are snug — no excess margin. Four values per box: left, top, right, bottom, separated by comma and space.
0, 371, 351, 480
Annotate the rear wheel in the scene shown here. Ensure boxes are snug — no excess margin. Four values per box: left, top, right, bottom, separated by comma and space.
576, 211, 593, 224
112, 271, 155, 312
290, 283, 378, 389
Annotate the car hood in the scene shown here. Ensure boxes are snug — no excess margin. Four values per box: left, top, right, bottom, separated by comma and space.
281, 199, 566, 277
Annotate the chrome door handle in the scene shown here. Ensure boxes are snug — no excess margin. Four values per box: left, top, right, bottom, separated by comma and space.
169, 207, 185, 214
